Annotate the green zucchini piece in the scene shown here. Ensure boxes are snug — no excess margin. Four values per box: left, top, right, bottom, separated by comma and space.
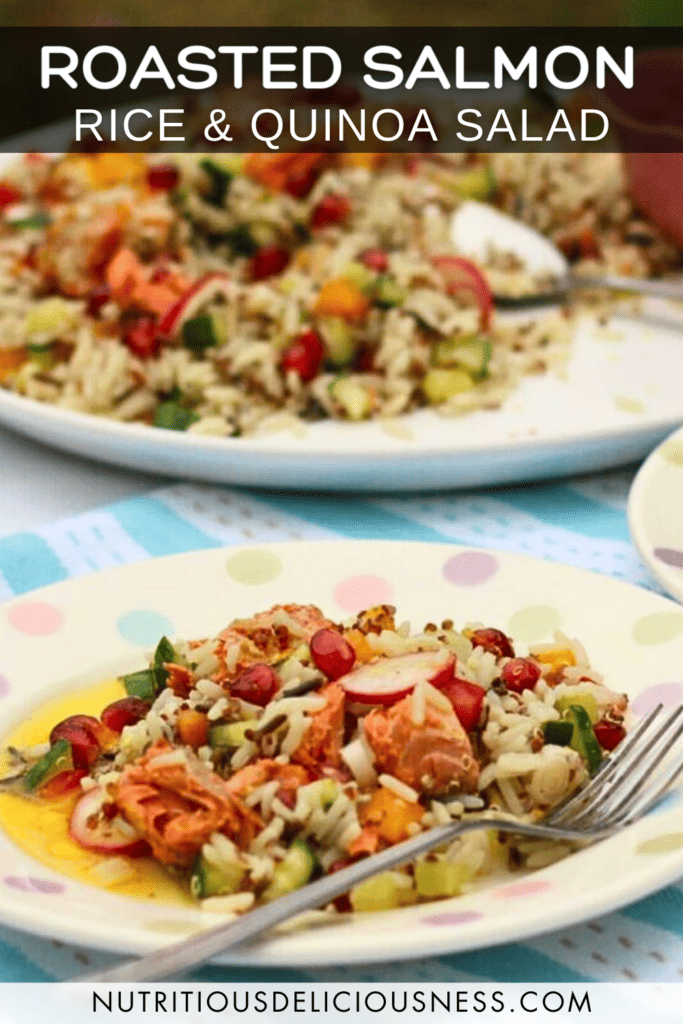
263, 839, 316, 901
414, 860, 472, 898
319, 318, 356, 368
200, 159, 234, 207
23, 739, 73, 792
564, 704, 603, 775
121, 669, 158, 701
208, 722, 251, 748
350, 871, 416, 911
421, 367, 474, 404
328, 376, 371, 420
374, 276, 407, 308
182, 314, 222, 352
190, 853, 245, 898
153, 402, 200, 432
431, 335, 492, 378
555, 692, 599, 724
542, 720, 574, 746
8, 211, 51, 230
342, 261, 375, 292
451, 165, 497, 201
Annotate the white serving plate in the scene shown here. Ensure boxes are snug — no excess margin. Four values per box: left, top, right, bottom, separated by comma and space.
1, 540, 683, 967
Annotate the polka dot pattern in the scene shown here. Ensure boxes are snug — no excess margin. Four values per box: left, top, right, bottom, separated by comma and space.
443, 551, 499, 586
662, 440, 683, 466
637, 834, 683, 855
4, 876, 65, 895
422, 910, 483, 926
492, 879, 553, 899
0, 674, 9, 698
226, 549, 282, 586
7, 601, 63, 636
632, 611, 683, 646
116, 609, 174, 646
334, 574, 392, 613
143, 920, 199, 935
507, 605, 561, 643
631, 681, 683, 717
654, 547, 683, 570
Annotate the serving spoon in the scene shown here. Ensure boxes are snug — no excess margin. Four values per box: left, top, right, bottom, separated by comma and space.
450, 200, 683, 308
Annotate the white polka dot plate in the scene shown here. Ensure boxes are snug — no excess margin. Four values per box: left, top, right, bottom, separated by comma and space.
629, 424, 683, 604
1, 540, 683, 967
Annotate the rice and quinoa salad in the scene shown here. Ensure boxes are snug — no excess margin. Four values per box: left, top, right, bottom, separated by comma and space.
2, 601, 629, 915
0, 150, 677, 438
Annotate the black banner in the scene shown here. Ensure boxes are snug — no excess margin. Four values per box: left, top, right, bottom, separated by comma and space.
2, 27, 683, 152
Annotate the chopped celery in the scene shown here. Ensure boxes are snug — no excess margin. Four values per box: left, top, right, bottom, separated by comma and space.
421, 367, 474, 404
190, 853, 245, 898
414, 860, 472, 898
263, 839, 316, 901
23, 739, 73, 792
350, 871, 416, 912
431, 335, 492, 379
555, 692, 599, 724
328, 376, 371, 420
542, 720, 574, 746
208, 722, 251, 748
374, 276, 407, 308
319, 318, 356, 368
153, 402, 200, 431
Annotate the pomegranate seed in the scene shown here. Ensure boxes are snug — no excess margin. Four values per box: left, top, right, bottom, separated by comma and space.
310, 628, 356, 681
469, 627, 515, 660
285, 166, 320, 199
147, 164, 180, 191
361, 248, 389, 273
50, 715, 103, 769
231, 664, 280, 706
86, 283, 111, 317
124, 316, 161, 359
593, 719, 626, 752
101, 697, 150, 733
500, 658, 541, 694
40, 769, 88, 799
311, 193, 351, 229
0, 182, 22, 210
249, 245, 290, 281
280, 329, 324, 382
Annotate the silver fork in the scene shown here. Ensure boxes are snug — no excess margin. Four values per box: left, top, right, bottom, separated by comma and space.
83, 703, 683, 984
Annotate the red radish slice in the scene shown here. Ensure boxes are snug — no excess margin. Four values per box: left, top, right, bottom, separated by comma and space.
430, 255, 493, 330
69, 787, 149, 857
339, 650, 455, 705
158, 272, 231, 339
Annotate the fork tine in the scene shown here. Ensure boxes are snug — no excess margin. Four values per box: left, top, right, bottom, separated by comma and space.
619, 745, 683, 825
597, 715, 683, 827
564, 706, 683, 828
545, 704, 664, 825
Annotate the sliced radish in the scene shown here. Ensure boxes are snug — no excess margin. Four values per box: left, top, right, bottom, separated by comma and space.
158, 272, 231, 339
69, 787, 149, 857
339, 650, 455, 705
430, 255, 493, 330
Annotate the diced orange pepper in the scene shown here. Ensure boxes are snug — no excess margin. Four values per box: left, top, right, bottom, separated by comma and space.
339, 153, 386, 170
90, 153, 143, 187
0, 347, 27, 380
362, 787, 424, 844
130, 280, 180, 318
106, 247, 145, 300
313, 278, 371, 322
535, 647, 576, 686
344, 628, 375, 664
177, 709, 209, 749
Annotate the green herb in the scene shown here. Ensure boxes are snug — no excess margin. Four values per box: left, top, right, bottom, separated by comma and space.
24, 739, 72, 792
200, 159, 234, 207
153, 402, 200, 431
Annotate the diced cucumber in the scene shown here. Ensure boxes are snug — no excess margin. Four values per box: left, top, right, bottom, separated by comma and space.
23, 739, 73, 792
328, 376, 371, 421
564, 705, 603, 775
182, 314, 223, 352
8, 211, 51, 230
555, 692, 599, 724
414, 860, 472, 898
190, 853, 246, 898
200, 159, 234, 206
542, 720, 574, 747
421, 367, 474, 404
208, 721, 251, 748
431, 334, 492, 379
319, 318, 356, 368
450, 165, 497, 201
342, 261, 375, 292
350, 871, 416, 912
121, 669, 159, 701
303, 777, 339, 810
24, 297, 78, 341
374, 276, 407, 309
153, 402, 200, 431
263, 839, 316, 901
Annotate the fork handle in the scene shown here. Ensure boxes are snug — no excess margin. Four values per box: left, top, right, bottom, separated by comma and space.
565, 272, 683, 301
82, 818, 594, 984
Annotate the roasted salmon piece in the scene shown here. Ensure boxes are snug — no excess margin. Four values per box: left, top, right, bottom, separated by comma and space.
363, 694, 479, 794
114, 740, 261, 866
225, 758, 310, 801
292, 683, 346, 770
213, 603, 334, 683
